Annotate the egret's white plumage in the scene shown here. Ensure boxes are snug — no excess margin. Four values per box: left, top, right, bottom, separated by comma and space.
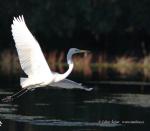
2, 15, 92, 102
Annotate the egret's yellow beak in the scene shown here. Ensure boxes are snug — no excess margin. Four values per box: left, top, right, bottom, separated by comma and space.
79, 50, 90, 53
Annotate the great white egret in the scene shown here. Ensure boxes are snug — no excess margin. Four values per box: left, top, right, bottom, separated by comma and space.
2, 15, 93, 102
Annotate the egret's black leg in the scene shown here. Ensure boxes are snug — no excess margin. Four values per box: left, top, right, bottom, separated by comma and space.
15, 88, 29, 98
1, 88, 30, 102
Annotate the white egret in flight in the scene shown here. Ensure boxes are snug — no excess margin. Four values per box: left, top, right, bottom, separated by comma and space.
2, 15, 93, 102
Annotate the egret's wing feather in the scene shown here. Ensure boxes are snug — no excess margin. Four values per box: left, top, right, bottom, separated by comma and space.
11, 15, 52, 76
50, 79, 93, 91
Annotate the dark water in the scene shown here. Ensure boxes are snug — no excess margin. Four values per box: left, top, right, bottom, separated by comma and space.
0, 82, 150, 130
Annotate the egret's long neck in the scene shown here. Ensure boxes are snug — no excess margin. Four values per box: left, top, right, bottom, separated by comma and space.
54, 53, 74, 82
63, 53, 74, 78
63, 62, 74, 79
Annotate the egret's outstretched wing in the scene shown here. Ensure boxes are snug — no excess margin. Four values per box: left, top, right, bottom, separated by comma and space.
11, 15, 52, 76
49, 79, 93, 91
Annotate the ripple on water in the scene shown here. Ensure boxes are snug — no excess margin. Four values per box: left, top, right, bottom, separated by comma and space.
0, 113, 121, 127
0, 103, 18, 113
84, 93, 150, 108
30, 119, 121, 127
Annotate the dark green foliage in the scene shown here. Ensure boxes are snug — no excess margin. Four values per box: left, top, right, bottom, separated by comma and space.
1, 0, 149, 35
0, 0, 150, 54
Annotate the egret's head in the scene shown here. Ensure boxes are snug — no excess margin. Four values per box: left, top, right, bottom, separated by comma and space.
67, 48, 90, 64
68, 48, 89, 55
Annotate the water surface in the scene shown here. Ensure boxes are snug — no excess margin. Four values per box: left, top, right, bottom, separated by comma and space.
0, 84, 149, 131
